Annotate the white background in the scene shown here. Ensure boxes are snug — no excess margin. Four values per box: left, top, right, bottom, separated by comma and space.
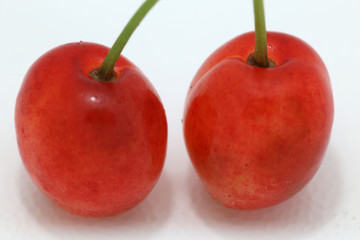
1, 0, 359, 239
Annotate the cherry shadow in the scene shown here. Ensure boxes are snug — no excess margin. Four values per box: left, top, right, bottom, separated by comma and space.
187, 147, 343, 239
17, 166, 173, 238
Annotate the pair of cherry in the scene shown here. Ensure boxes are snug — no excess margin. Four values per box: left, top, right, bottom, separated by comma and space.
15, 0, 333, 217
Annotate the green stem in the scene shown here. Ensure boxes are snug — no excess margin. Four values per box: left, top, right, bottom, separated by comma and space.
253, 0, 268, 67
90, 0, 158, 82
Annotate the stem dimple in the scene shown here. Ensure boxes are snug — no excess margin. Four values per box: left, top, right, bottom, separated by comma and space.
252, 0, 269, 68
90, 0, 158, 82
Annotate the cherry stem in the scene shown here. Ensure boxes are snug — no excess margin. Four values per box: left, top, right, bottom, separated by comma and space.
90, 0, 158, 82
253, 0, 269, 68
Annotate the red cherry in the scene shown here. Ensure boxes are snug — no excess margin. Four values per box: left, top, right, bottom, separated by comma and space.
15, 0, 166, 217
184, 32, 333, 210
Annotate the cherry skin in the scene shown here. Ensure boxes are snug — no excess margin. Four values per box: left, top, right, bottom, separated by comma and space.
15, 42, 167, 217
184, 32, 334, 210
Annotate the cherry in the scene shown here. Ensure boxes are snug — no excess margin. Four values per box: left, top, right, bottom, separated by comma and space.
183, 0, 334, 209
15, 0, 167, 217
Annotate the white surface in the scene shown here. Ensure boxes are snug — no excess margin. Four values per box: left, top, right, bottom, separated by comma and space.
0, 0, 359, 239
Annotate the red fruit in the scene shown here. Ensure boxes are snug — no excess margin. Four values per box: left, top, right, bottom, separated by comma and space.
184, 32, 334, 209
15, 42, 167, 216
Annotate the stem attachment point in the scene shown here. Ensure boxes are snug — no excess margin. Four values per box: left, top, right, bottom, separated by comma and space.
247, 52, 275, 68
89, 68, 117, 82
